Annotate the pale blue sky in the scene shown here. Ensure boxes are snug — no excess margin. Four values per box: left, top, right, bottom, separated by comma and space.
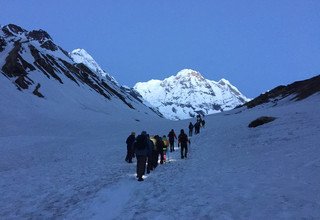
1, 0, 319, 97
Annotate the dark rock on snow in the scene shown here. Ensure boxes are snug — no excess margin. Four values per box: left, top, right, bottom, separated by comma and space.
249, 116, 276, 128
243, 75, 320, 109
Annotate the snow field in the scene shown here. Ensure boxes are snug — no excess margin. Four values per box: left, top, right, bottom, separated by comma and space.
1, 91, 319, 219
73, 95, 320, 219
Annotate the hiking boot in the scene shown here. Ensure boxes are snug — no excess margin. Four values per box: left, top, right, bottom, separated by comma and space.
181, 156, 184, 159
138, 177, 144, 181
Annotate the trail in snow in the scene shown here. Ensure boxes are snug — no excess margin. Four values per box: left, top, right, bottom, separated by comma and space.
1, 95, 320, 219
67, 95, 320, 220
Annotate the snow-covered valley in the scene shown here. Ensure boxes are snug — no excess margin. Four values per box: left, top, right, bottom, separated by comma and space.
1, 23, 320, 220
1, 84, 319, 219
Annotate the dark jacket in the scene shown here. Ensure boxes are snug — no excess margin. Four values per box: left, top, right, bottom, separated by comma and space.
126, 134, 136, 150
134, 134, 150, 156
178, 132, 189, 146
147, 138, 154, 156
168, 130, 176, 142
155, 136, 164, 152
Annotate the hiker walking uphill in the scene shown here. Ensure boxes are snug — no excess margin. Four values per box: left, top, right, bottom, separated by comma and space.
155, 135, 165, 164
168, 129, 177, 152
196, 114, 202, 123
178, 129, 190, 159
188, 122, 194, 136
162, 135, 169, 162
134, 131, 151, 181
194, 121, 201, 135
125, 132, 135, 163
146, 134, 156, 174
150, 136, 159, 170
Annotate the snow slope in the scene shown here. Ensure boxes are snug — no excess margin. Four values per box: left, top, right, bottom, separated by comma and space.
1, 77, 319, 219
134, 69, 249, 120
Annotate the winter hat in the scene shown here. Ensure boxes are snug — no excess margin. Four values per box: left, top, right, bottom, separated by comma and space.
131, 132, 135, 135
141, 131, 147, 135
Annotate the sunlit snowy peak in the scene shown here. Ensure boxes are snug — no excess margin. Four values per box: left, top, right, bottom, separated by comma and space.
134, 69, 249, 120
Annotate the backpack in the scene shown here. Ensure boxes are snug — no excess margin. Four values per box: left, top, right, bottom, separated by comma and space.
134, 135, 148, 150
179, 133, 188, 144
156, 137, 164, 151
163, 139, 169, 147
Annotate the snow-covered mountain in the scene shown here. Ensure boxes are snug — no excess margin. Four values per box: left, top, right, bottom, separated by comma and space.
68, 48, 164, 117
0, 24, 162, 119
134, 69, 249, 120
69, 48, 119, 86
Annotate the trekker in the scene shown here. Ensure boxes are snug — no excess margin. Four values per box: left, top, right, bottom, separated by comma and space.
134, 131, 150, 181
162, 135, 169, 162
146, 134, 155, 174
125, 132, 135, 163
178, 129, 190, 159
155, 135, 165, 164
201, 119, 206, 128
168, 129, 177, 152
196, 114, 202, 123
194, 121, 201, 134
188, 122, 194, 136
150, 136, 159, 170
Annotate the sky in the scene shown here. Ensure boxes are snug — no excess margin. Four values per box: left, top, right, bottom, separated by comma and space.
1, 0, 319, 98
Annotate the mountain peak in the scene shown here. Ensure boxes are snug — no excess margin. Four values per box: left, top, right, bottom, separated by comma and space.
175, 69, 204, 79
134, 70, 249, 120
69, 48, 119, 85
71, 48, 92, 59
70, 48, 96, 65
218, 78, 230, 85
27, 29, 52, 43
2, 24, 27, 36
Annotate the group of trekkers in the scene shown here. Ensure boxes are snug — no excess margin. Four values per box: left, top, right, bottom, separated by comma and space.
188, 115, 205, 136
125, 115, 205, 182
